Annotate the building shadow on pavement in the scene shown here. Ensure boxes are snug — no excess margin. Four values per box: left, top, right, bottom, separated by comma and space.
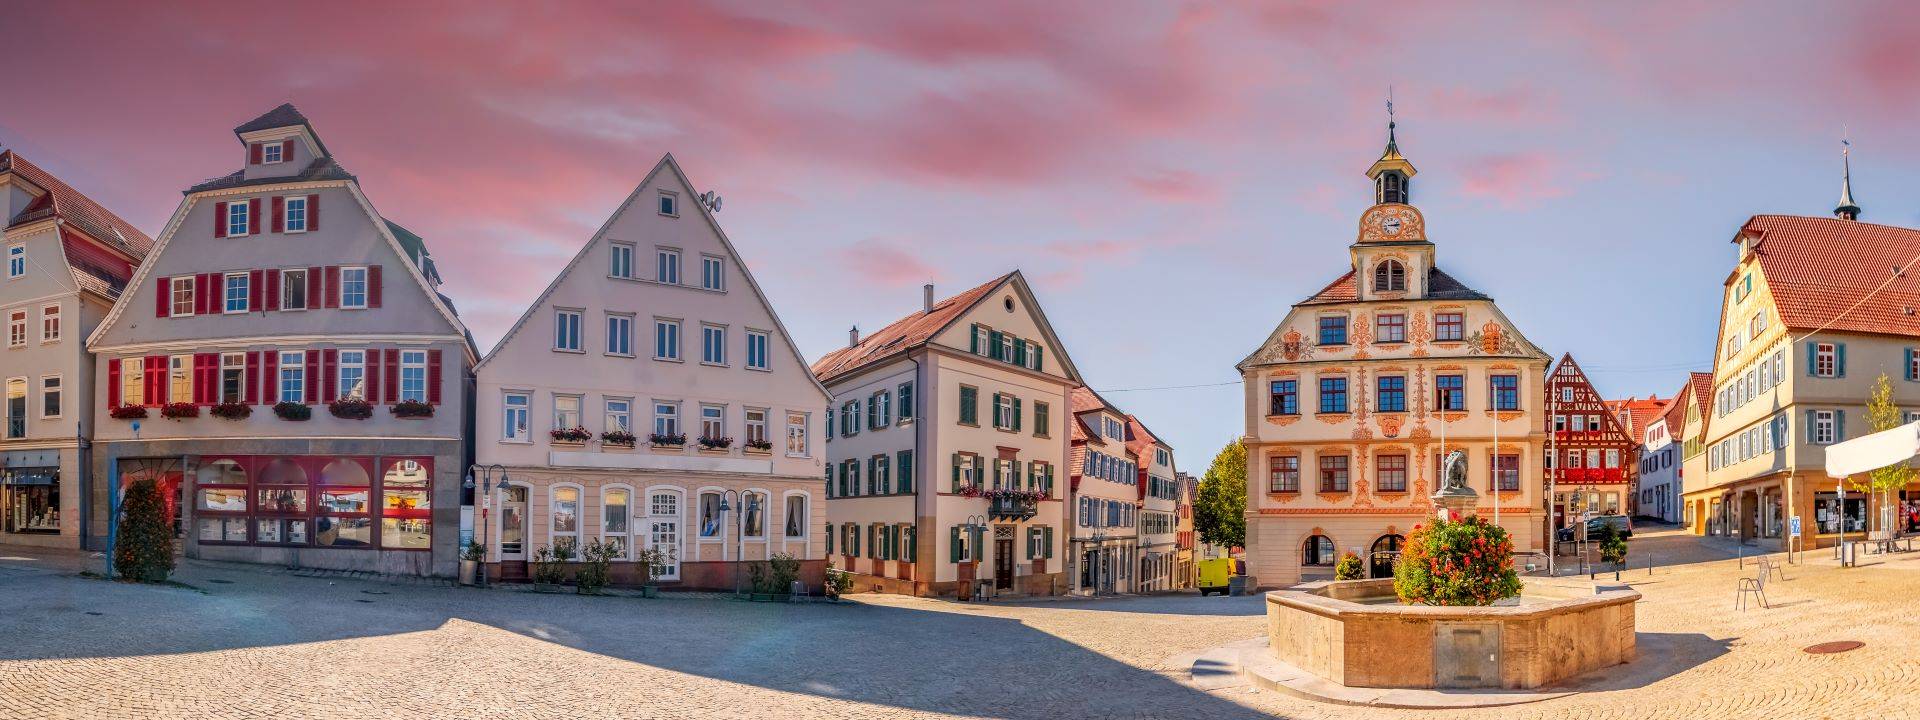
1553, 632, 1732, 693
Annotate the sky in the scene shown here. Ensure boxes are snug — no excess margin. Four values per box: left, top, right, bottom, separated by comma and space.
5, 1, 1920, 467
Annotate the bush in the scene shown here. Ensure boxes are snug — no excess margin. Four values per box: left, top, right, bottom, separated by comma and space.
633, 546, 667, 587
1393, 515, 1522, 606
1598, 525, 1629, 565
574, 539, 620, 594
531, 542, 576, 585
825, 560, 854, 596
749, 552, 803, 594
114, 478, 175, 583
462, 540, 485, 562
1334, 552, 1364, 580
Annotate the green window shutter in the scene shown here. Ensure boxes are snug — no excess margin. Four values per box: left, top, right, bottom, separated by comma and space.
837, 463, 847, 496
950, 526, 962, 562
1805, 342, 1817, 376
1013, 397, 1023, 432
960, 387, 977, 424
1044, 464, 1054, 495
851, 524, 861, 557
898, 450, 914, 493
992, 459, 1003, 488
971, 526, 985, 561
991, 393, 1003, 428
1014, 339, 1027, 366
826, 524, 834, 554
899, 382, 913, 420
1836, 410, 1846, 441
1032, 346, 1043, 371
907, 526, 917, 558
1044, 526, 1054, 558
988, 330, 1004, 360
1836, 343, 1847, 377
969, 324, 981, 354
866, 457, 876, 494
952, 453, 963, 491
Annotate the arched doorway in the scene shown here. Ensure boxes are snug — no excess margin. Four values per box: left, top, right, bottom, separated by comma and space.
1369, 534, 1405, 578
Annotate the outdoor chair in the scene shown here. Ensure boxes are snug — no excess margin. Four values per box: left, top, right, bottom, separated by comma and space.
1758, 556, 1784, 583
1735, 562, 1769, 610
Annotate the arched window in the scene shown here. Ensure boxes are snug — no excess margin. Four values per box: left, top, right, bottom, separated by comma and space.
1369, 534, 1405, 578
1302, 534, 1335, 566
742, 491, 767, 538
380, 459, 432, 550
1373, 260, 1406, 292
316, 459, 372, 547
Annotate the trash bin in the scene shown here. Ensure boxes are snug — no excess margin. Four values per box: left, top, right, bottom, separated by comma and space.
1839, 541, 1856, 568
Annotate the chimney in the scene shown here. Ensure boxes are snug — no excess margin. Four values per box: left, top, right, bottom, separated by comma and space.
849, 325, 860, 348
924, 284, 935, 314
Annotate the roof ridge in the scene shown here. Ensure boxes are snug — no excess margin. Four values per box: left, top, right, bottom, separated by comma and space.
810, 271, 1016, 382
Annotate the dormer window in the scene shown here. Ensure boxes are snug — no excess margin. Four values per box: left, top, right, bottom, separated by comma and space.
658, 192, 678, 217
262, 143, 283, 164
1372, 260, 1406, 292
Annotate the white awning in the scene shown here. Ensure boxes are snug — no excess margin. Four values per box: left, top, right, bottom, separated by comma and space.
1824, 420, 1920, 478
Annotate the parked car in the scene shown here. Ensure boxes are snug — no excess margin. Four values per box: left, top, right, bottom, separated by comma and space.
1558, 514, 1633, 542
1196, 557, 1245, 596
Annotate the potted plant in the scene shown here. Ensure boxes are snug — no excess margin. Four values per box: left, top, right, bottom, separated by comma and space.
210, 402, 253, 420
110, 404, 149, 420
649, 432, 687, 449
459, 540, 484, 586
530, 543, 575, 592
391, 399, 434, 418
1334, 551, 1364, 581
824, 560, 853, 601
160, 402, 200, 420
550, 426, 592, 444
602, 429, 638, 448
574, 539, 618, 595
697, 435, 734, 451
634, 547, 666, 598
273, 402, 312, 421
744, 438, 774, 453
767, 552, 801, 602
329, 397, 374, 420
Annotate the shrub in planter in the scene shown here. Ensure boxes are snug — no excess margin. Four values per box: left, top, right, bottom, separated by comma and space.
114, 478, 175, 583
1598, 525, 1628, 566
160, 402, 200, 420
531, 542, 576, 586
825, 560, 854, 597
602, 430, 638, 447
745, 438, 774, 452
749, 552, 803, 596
109, 404, 149, 420
550, 426, 592, 443
328, 398, 374, 420
574, 539, 620, 595
390, 399, 434, 418
633, 546, 667, 596
273, 402, 313, 421
210, 402, 253, 420
1393, 515, 1522, 606
1334, 551, 1364, 581
697, 435, 734, 450
649, 432, 687, 447
462, 540, 486, 562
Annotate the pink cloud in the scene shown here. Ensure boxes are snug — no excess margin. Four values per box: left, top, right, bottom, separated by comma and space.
838, 238, 942, 288
1455, 152, 1586, 209
1128, 169, 1220, 205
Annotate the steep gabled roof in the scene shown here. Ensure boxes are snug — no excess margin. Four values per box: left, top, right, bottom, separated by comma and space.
233, 102, 330, 156
1741, 214, 1920, 338
812, 271, 1081, 386
1, 150, 153, 257
1606, 395, 1670, 441
1686, 371, 1713, 412
1295, 266, 1490, 307
186, 157, 355, 194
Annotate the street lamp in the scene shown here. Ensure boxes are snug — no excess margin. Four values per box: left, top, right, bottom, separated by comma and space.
965, 513, 987, 598
465, 464, 509, 588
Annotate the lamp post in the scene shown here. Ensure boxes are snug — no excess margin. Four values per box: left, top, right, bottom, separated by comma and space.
464, 464, 509, 588
966, 513, 987, 598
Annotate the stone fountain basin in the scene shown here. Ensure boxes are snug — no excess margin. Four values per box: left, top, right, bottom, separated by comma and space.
1266, 578, 1639, 689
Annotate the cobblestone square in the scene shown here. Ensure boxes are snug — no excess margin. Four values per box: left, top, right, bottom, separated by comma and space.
2, 528, 1917, 719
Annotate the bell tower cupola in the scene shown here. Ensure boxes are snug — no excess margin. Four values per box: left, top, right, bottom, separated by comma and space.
1367, 114, 1416, 205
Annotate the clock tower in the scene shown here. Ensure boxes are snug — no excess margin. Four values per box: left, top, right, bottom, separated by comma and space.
1353, 119, 1433, 301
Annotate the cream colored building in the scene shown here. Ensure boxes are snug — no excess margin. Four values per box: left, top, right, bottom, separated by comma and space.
474, 155, 829, 590
1067, 387, 1142, 595
1129, 415, 1179, 591
1238, 127, 1551, 587
813, 273, 1082, 597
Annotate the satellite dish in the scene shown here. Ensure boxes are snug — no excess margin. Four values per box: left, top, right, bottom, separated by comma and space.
700, 191, 715, 205
713, 195, 723, 212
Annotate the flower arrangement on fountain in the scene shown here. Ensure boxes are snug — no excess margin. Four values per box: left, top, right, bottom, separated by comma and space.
550, 426, 593, 443
1392, 515, 1522, 606
1334, 551, 1364, 581
159, 402, 200, 419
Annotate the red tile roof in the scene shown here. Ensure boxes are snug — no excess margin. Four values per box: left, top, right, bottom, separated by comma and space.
1, 151, 153, 258
809, 272, 1013, 383
1742, 214, 1920, 337
1606, 395, 1670, 442
1069, 385, 1113, 415
1295, 267, 1490, 306
1663, 374, 1708, 434
1299, 270, 1358, 305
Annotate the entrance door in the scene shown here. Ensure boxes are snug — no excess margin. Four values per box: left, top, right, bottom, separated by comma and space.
994, 538, 1014, 589
648, 491, 681, 581
499, 486, 529, 560
1370, 535, 1405, 578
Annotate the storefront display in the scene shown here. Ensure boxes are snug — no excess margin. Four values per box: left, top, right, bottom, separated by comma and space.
188, 455, 431, 551
3, 450, 61, 535
1815, 491, 1866, 534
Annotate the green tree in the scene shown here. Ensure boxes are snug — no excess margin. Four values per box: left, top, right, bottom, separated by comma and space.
114, 478, 175, 583
1859, 373, 1915, 534
1194, 439, 1247, 550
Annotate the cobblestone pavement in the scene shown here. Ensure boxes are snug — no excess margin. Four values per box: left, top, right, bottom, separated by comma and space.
1, 528, 1917, 719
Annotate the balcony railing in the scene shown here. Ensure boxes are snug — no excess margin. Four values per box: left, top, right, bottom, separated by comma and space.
988, 494, 1039, 520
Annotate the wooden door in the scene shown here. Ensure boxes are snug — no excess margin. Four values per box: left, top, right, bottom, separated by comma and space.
994, 538, 1014, 589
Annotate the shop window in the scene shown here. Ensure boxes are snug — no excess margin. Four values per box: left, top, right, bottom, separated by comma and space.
550, 485, 581, 551
316, 459, 372, 547
194, 459, 249, 543
380, 459, 432, 549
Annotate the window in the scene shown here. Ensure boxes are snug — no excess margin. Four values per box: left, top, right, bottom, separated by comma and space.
171, 277, 196, 316
1373, 260, 1406, 291
1813, 410, 1835, 445
550, 486, 580, 550
340, 267, 368, 309
5, 245, 21, 278
262, 142, 283, 164
227, 202, 250, 237
786, 412, 809, 457
840, 400, 859, 436
1319, 455, 1350, 492
503, 392, 530, 441
1269, 456, 1300, 493
1318, 377, 1348, 413
1317, 315, 1347, 345
869, 390, 891, 429
120, 359, 144, 407
744, 408, 768, 447
169, 355, 191, 404
1750, 311, 1767, 339
958, 385, 979, 425
605, 398, 631, 434
1494, 454, 1519, 491
656, 248, 681, 284
699, 492, 722, 537
701, 255, 724, 291
5, 311, 22, 347
40, 304, 59, 343
1377, 375, 1406, 412
399, 350, 427, 403
654, 319, 681, 360
283, 196, 308, 232
746, 330, 769, 370
224, 272, 249, 313
602, 488, 630, 557
701, 324, 726, 365
1435, 312, 1464, 342
1490, 374, 1520, 411
1031, 399, 1047, 436
700, 404, 724, 441
334, 350, 364, 400
1270, 380, 1298, 415
1377, 313, 1406, 343
610, 242, 635, 279
785, 495, 807, 538
1377, 454, 1407, 492
1303, 535, 1335, 566
993, 393, 1016, 430
658, 192, 678, 217
40, 375, 60, 418
280, 269, 307, 310
220, 353, 246, 404
654, 402, 680, 437
3, 378, 21, 439
553, 395, 581, 430
972, 325, 990, 356
742, 491, 766, 538
606, 314, 632, 356
1436, 374, 1464, 411
1814, 343, 1837, 377
278, 351, 305, 403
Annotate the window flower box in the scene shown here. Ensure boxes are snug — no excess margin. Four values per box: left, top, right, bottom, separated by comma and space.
390, 399, 434, 419
744, 439, 773, 454
697, 436, 734, 451
601, 430, 638, 449
328, 398, 374, 420
274, 402, 312, 421
551, 426, 593, 444
160, 402, 200, 420
109, 405, 149, 420
210, 402, 253, 421
649, 433, 687, 449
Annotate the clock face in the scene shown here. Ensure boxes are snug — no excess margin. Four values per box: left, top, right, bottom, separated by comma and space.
1381, 216, 1403, 234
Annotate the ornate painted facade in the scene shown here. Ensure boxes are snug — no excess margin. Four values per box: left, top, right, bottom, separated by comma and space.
1544, 354, 1640, 528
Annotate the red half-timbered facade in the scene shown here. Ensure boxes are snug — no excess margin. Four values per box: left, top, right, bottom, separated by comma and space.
1545, 353, 1637, 527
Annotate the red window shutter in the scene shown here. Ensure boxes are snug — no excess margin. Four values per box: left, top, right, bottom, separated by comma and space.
262, 352, 279, 404
155, 277, 170, 318
307, 194, 319, 231
107, 359, 121, 409
195, 353, 217, 404
322, 349, 338, 403
145, 356, 164, 407
427, 349, 442, 405
271, 196, 284, 233
265, 270, 281, 311
195, 273, 212, 315
324, 266, 339, 309
368, 265, 383, 308
249, 269, 264, 311
248, 198, 261, 235
383, 349, 399, 403
304, 351, 319, 405
365, 348, 381, 404
245, 351, 261, 404
250, 143, 263, 165
281, 139, 294, 162
213, 201, 228, 238
307, 267, 322, 304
